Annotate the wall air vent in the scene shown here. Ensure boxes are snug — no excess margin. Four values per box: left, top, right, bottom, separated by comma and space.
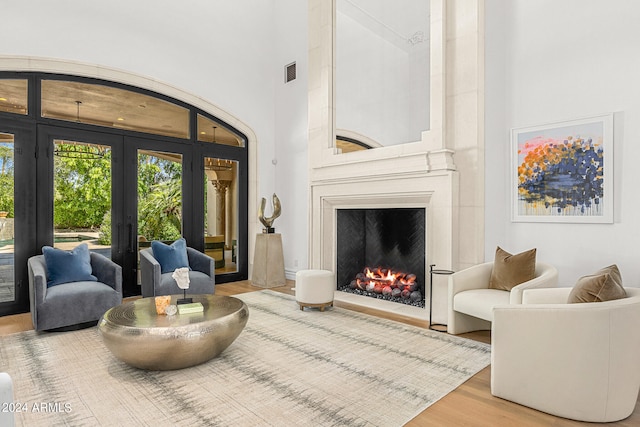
285, 62, 296, 83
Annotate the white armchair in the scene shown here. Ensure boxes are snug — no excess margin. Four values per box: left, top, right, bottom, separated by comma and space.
491, 287, 640, 422
447, 261, 558, 334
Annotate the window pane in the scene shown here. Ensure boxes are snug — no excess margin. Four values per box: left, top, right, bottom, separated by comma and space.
52, 139, 113, 259
204, 157, 238, 273
197, 114, 244, 147
0, 79, 28, 115
0, 134, 15, 303
42, 80, 190, 139
137, 150, 183, 244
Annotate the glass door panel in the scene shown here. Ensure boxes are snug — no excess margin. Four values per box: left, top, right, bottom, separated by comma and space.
204, 157, 239, 274
0, 123, 35, 315
136, 150, 183, 282
0, 134, 15, 303
52, 139, 113, 259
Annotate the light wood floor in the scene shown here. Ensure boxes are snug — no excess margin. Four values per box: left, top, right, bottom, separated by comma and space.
2, 280, 638, 426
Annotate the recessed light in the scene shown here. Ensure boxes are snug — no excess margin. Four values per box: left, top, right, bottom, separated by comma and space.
0, 97, 7, 102
117, 117, 125, 121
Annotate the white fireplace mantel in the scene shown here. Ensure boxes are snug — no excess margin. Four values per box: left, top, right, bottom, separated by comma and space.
309, 167, 458, 321
307, 0, 485, 321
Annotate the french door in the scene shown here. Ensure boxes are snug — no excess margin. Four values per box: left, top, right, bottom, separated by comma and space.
37, 125, 127, 287
198, 143, 248, 283
37, 126, 194, 296
0, 73, 249, 314
123, 136, 191, 294
0, 122, 35, 316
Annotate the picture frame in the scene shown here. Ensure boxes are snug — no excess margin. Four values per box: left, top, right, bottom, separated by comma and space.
511, 114, 613, 223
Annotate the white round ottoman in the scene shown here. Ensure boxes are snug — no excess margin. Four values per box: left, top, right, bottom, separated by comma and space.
295, 269, 335, 311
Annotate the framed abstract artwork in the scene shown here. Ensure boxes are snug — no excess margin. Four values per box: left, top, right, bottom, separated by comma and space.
511, 114, 613, 223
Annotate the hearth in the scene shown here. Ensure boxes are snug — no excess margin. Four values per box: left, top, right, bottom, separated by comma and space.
336, 208, 426, 308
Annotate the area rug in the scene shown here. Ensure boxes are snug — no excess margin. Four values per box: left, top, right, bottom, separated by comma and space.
0, 290, 490, 426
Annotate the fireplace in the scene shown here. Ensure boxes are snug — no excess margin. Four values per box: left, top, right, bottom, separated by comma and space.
336, 208, 426, 308
310, 173, 457, 321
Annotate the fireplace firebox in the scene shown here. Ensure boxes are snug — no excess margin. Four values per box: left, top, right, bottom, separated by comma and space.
336, 208, 426, 307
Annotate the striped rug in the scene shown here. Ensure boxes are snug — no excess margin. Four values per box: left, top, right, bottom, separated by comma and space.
0, 290, 490, 426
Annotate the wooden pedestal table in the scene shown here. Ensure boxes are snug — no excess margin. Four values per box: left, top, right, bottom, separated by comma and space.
98, 294, 248, 370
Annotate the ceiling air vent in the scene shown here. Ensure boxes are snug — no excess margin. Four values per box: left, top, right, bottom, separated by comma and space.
285, 62, 296, 83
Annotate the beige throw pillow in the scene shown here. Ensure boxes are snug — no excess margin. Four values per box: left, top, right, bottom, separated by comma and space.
567, 264, 627, 303
488, 246, 537, 291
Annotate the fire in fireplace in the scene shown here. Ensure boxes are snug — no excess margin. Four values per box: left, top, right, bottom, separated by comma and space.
336, 208, 426, 308
340, 266, 423, 306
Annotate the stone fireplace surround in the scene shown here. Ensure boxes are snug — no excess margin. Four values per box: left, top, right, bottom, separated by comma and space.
310, 168, 458, 322
307, 0, 484, 323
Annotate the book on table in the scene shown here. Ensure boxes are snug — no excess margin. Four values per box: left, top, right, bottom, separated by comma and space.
178, 302, 204, 314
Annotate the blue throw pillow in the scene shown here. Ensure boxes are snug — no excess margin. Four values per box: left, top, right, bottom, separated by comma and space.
151, 238, 190, 274
42, 243, 97, 287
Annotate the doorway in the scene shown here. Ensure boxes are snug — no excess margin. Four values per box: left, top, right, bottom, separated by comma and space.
0, 122, 35, 316
0, 72, 250, 312
35, 125, 247, 297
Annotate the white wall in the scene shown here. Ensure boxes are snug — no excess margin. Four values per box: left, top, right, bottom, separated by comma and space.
485, 0, 640, 285
1, 0, 312, 278
272, 0, 310, 277
15, 0, 634, 288
1, 0, 278, 199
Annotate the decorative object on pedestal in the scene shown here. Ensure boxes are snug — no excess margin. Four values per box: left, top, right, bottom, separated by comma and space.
253, 193, 285, 287
258, 193, 281, 233
173, 267, 192, 305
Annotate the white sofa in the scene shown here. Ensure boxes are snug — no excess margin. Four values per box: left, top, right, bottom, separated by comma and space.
447, 261, 558, 334
491, 287, 640, 422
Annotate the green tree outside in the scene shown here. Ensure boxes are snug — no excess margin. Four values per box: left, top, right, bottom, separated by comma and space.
136, 153, 183, 242
0, 143, 15, 217
54, 145, 112, 229
53, 145, 182, 244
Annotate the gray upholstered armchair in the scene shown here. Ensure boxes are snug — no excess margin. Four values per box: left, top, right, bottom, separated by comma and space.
28, 252, 123, 331
139, 247, 215, 297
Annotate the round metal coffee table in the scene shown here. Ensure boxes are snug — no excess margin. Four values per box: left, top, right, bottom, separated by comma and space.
98, 294, 249, 370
